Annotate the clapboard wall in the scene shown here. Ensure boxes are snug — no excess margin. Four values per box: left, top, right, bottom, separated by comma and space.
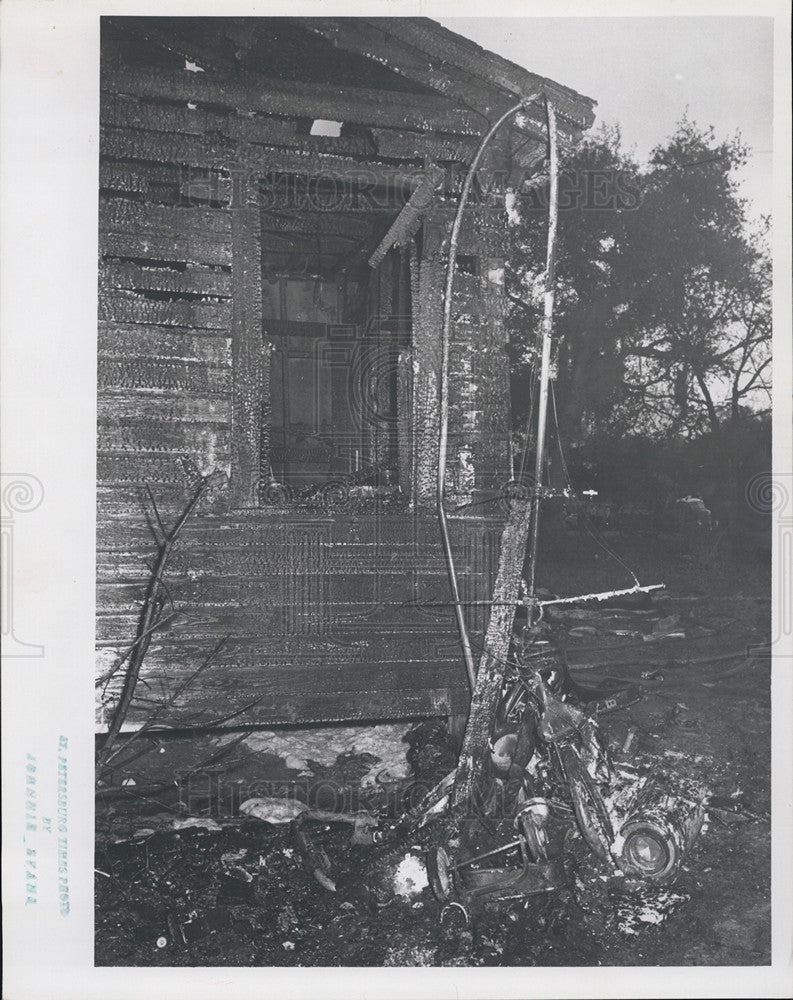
96, 17, 594, 729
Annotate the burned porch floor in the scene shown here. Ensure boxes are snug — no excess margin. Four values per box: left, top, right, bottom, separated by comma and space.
95, 541, 771, 968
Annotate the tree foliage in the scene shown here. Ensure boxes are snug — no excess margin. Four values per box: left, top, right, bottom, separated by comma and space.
506, 117, 771, 446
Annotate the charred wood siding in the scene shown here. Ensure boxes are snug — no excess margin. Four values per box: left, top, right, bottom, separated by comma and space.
101, 65, 485, 135
97, 18, 594, 728
96, 511, 502, 726
411, 203, 512, 506
96, 33, 500, 727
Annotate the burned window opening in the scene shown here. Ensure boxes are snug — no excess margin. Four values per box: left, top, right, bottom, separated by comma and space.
258, 228, 412, 501
456, 254, 480, 277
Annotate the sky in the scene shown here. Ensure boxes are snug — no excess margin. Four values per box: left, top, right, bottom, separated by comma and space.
439, 17, 774, 222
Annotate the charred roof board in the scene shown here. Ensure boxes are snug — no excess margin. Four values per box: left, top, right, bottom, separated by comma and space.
104, 16, 443, 94
294, 17, 596, 162
103, 16, 596, 165
101, 64, 485, 137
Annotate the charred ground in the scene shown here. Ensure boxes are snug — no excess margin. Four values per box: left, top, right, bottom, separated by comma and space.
95, 526, 771, 967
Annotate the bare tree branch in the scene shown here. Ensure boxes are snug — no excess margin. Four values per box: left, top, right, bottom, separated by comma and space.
96, 479, 208, 771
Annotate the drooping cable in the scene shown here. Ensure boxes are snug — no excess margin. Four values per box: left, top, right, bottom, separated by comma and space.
438, 92, 544, 694
526, 97, 560, 600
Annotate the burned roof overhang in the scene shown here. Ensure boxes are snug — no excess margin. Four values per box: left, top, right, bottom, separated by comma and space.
293, 17, 596, 168
101, 16, 596, 273
105, 16, 595, 168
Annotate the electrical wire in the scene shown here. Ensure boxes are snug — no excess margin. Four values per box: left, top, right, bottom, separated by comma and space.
526, 97, 560, 600
437, 92, 544, 695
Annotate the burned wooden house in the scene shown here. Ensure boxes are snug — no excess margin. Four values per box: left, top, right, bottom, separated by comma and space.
97, 17, 595, 734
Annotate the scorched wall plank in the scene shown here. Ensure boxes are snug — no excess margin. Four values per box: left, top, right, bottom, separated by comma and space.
100, 231, 232, 268
98, 292, 232, 331
98, 326, 231, 364
101, 62, 484, 135
100, 262, 232, 299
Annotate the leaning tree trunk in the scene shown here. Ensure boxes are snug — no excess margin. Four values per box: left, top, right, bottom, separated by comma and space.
450, 496, 532, 814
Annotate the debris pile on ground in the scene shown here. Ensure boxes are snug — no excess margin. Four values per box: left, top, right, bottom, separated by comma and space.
239, 798, 308, 824
214, 723, 413, 786
95, 586, 770, 967
393, 852, 429, 899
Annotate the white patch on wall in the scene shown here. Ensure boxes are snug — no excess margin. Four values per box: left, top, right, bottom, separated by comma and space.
505, 189, 521, 226
310, 119, 343, 137
96, 647, 120, 678
196, 428, 219, 476
458, 447, 475, 495
96, 648, 123, 725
